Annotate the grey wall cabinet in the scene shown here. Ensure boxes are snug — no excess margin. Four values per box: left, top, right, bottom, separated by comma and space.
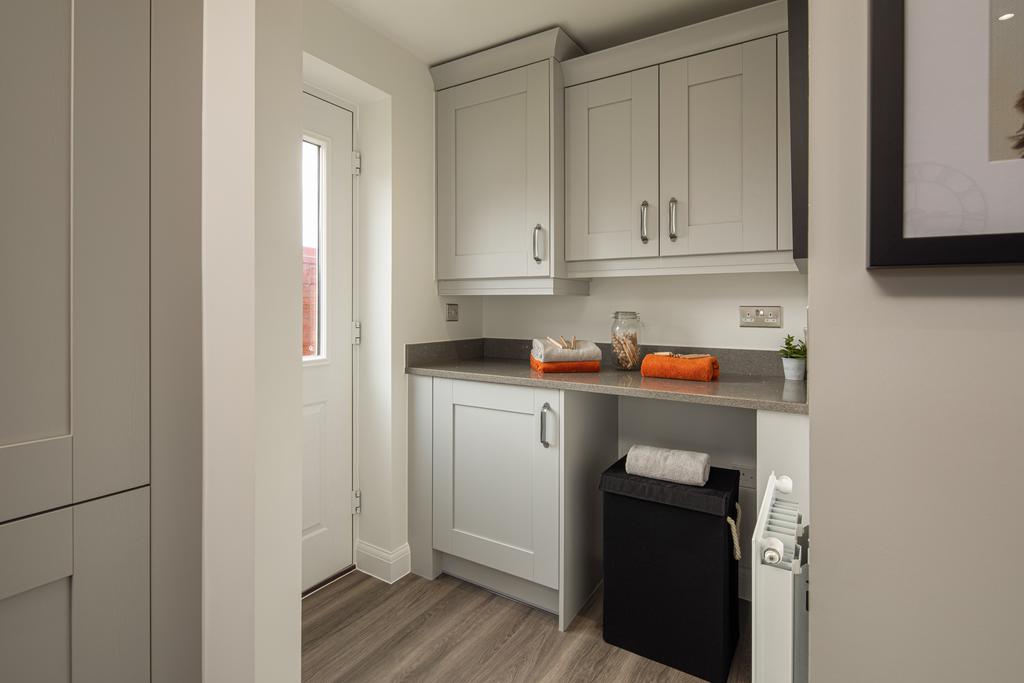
437, 62, 553, 280
430, 29, 590, 296
0, 2, 153, 678
562, 27, 796, 276
0, 488, 151, 682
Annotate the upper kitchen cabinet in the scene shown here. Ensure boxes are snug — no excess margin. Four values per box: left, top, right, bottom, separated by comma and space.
561, 0, 799, 278
565, 67, 660, 261
436, 63, 549, 279
432, 29, 590, 295
659, 37, 777, 256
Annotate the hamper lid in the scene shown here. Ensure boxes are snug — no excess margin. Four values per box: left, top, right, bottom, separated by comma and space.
599, 456, 739, 517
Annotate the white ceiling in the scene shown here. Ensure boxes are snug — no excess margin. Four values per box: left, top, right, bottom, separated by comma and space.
328, 0, 773, 65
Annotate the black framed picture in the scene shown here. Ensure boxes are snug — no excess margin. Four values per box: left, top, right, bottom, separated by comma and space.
869, 0, 1024, 268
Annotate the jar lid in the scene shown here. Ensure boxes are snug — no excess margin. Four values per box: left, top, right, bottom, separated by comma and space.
612, 311, 639, 319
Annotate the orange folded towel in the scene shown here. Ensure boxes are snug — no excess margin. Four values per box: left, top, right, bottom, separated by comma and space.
530, 355, 601, 374
640, 353, 720, 382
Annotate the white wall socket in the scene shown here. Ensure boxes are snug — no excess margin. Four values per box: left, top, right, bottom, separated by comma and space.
732, 464, 757, 489
739, 305, 782, 328
445, 303, 459, 322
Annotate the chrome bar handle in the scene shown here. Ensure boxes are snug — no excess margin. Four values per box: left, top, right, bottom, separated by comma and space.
540, 403, 551, 448
532, 224, 543, 264
640, 201, 649, 244
669, 198, 678, 241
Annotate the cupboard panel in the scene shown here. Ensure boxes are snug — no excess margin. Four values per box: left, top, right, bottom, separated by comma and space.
452, 404, 534, 550
72, 487, 150, 682
660, 37, 778, 256
0, 437, 72, 524
777, 32, 794, 251
566, 66, 659, 261
433, 379, 559, 589
0, 489, 149, 683
72, 0, 151, 501
437, 62, 551, 279
0, 0, 72, 451
0, 578, 72, 683
455, 93, 528, 256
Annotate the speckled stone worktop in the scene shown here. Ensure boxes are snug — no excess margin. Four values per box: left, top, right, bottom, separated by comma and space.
406, 340, 807, 415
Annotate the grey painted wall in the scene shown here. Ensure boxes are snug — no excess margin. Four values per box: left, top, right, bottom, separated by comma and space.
808, 1, 1024, 680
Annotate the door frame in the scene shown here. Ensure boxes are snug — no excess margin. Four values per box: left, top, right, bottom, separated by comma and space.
302, 84, 359, 576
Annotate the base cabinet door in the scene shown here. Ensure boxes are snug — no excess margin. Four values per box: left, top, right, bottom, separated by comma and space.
433, 379, 559, 589
0, 488, 150, 682
659, 36, 778, 256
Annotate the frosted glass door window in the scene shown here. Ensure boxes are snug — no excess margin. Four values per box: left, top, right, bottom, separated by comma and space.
302, 139, 323, 358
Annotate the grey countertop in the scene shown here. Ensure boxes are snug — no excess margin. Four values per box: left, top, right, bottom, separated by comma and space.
406, 357, 808, 414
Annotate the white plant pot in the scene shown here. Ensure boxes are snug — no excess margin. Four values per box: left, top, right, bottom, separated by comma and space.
782, 357, 806, 381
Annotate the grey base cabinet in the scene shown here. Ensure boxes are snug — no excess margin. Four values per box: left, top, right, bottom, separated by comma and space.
411, 375, 621, 631
432, 380, 561, 589
0, 487, 150, 682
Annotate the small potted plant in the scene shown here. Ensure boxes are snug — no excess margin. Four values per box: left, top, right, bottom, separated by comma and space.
779, 335, 807, 380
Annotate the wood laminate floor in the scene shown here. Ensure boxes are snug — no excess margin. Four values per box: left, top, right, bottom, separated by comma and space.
302, 571, 751, 683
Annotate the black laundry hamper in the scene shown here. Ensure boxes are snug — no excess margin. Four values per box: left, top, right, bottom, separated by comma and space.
599, 456, 740, 683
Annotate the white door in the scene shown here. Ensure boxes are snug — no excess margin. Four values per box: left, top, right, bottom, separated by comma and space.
565, 66, 660, 261
432, 379, 559, 589
659, 37, 778, 256
436, 62, 552, 279
301, 92, 354, 591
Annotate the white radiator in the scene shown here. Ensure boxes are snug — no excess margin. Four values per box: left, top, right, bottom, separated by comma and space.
752, 472, 809, 683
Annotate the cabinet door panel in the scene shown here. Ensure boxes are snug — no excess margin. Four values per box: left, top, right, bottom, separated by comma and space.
0, 508, 73, 682
566, 66, 659, 261
72, 0, 151, 501
0, 579, 72, 683
660, 37, 777, 256
777, 33, 794, 251
433, 380, 559, 589
437, 62, 550, 279
0, 509, 73, 679
0, 489, 149, 683
72, 487, 150, 682
0, 0, 150, 520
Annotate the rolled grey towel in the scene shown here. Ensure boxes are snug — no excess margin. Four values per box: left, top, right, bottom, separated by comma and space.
625, 444, 710, 486
531, 338, 602, 363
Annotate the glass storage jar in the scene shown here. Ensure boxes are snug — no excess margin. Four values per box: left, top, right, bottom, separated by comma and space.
611, 311, 642, 370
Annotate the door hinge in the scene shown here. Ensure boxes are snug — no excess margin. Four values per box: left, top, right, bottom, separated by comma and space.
351, 150, 362, 176
351, 489, 362, 515
351, 320, 361, 345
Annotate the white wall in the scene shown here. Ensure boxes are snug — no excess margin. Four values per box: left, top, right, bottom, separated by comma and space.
484, 272, 807, 349
201, 0, 257, 679
202, 0, 303, 681
303, 0, 483, 578
808, 1, 1024, 680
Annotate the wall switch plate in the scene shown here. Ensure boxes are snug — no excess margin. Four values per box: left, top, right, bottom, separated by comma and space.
739, 305, 782, 328
445, 303, 459, 322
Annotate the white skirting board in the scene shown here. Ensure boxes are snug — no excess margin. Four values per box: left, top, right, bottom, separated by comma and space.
355, 541, 411, 584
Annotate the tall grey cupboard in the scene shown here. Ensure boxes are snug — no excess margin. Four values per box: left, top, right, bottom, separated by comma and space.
0, 1, 152, 680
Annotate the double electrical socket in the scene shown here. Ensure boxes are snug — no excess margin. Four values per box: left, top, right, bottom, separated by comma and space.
739, 305, 782, 328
